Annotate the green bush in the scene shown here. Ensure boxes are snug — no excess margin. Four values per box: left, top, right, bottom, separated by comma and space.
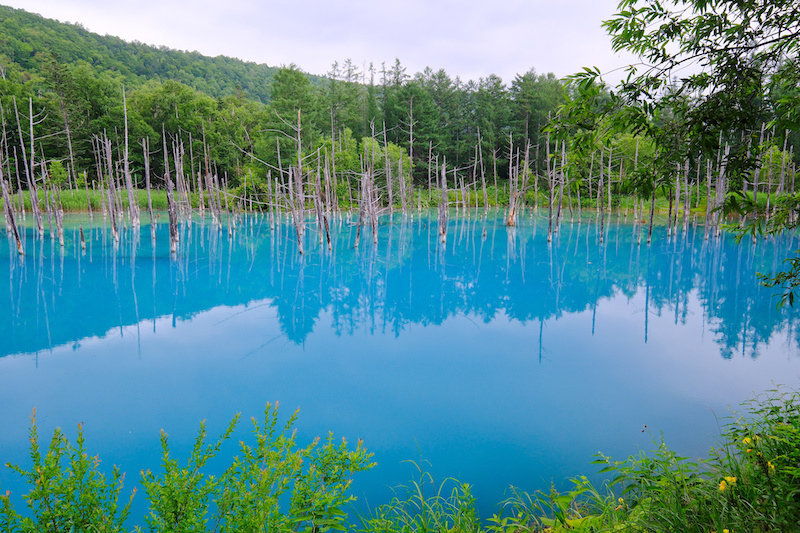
1, 404, 374, 533
0, 409, 133, 533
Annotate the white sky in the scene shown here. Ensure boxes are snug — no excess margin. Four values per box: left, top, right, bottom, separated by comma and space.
5, 0, 639, 86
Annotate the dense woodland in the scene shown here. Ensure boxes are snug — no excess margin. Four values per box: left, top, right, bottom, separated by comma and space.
0, 2, 798, 252
0, 4, 564, 191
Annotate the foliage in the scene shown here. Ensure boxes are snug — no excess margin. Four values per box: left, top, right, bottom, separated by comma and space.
758, 253, 800, 308
568, 0, 800, 304
605, 0, 800, 146
0, 404, 374, 533
46, 161, 68, 187
0, 409, 134, 533
141, 403, 375, 533
0, 4, 571, 190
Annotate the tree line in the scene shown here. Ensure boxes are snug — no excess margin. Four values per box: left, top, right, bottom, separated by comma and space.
0, 0, 798, 236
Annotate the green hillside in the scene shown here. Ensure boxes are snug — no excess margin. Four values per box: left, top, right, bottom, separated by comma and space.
0, 4, 282, 102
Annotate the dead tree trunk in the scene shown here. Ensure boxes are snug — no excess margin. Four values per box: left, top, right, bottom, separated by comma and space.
122, 87, 139, 226
382, 123, 393, 209
84, 170, 92, 220
546, 134, 554, 243
142, 138, 155, 239
1, 172, 23, 254
163, 126, 178, 252
13, 97, 42, 235
599, 146, 605, 244
439, 158, 448, 243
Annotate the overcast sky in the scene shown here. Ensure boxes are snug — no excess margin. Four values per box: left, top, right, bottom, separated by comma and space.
5, 0, 639, 85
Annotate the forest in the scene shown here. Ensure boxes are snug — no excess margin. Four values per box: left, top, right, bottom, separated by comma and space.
0, 4, 562, 188
0, 1, 798, 252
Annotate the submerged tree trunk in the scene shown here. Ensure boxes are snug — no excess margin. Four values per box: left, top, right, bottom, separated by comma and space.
647, 182, 656, 244
598, 146, 605, 244
1, 172, 23, 254
122, 87, 139, 226
142, 138, 155, 239
163, 126, 178, 252
439, 158, 448, 243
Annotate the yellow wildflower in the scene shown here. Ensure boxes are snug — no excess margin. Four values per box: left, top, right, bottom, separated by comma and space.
723, 529, 730, 533
768, 461, 775, 472
618, 497, 624, 503
724, 476, 737, 484
719, 480, 727, 491
742, 437, 752, 445
746, 448, 753, 453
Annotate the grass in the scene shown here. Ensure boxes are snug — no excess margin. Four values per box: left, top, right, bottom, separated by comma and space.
0, 189, 171, 213
1, 186, 713, 217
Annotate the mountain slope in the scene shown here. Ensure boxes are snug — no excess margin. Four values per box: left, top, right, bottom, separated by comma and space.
0, 4, 285, 102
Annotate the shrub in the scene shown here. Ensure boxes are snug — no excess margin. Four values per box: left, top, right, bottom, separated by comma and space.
0, 409, 133, 533
1, 404, 374, 533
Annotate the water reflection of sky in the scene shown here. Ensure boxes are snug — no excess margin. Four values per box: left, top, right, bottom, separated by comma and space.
1, 210, 799, 524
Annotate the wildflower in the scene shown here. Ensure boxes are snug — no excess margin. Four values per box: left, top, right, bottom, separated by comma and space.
723, 529, 729, 533
768, 461, 775, 472
618, 497, 624, 503
746, 449, 753, 453
615, 505, 623, 511
742, 437, 752, 445
724, 476, 737, 484
719, 480, 727, 491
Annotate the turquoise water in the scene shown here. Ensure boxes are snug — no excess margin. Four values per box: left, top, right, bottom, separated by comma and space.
1, 210, 799, 523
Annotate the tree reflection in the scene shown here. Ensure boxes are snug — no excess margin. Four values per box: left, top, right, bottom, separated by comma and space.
3, 210, 798, 359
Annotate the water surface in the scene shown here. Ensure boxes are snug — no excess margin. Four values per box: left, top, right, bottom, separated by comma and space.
1, 210, 799, 522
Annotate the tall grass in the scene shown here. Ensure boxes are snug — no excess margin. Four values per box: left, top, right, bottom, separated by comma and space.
356, 461, 480, 533
1, 187, 704, 215
0, 190, 171, 212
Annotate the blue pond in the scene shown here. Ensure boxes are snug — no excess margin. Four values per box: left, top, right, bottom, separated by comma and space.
1, 209, 799, 524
